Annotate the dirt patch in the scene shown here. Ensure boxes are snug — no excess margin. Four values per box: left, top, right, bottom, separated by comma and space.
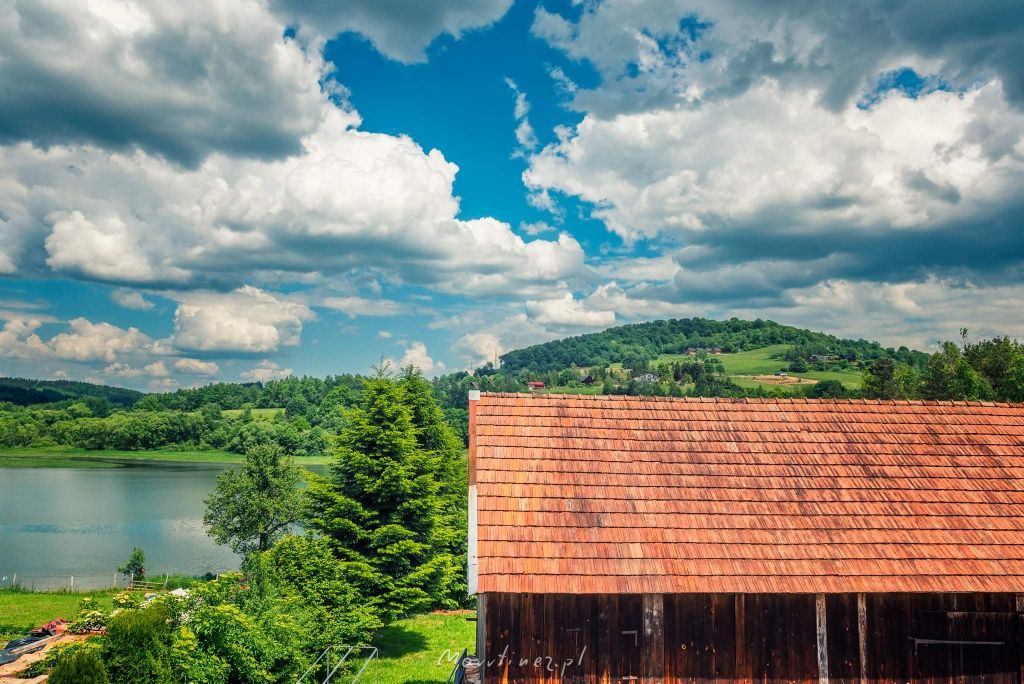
751, 374, 818, 385
0, 634, 90, 681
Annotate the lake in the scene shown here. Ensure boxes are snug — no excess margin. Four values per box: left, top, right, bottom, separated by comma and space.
0, 463, 244, 589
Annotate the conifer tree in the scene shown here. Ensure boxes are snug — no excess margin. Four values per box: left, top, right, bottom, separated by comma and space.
398, 366, 467, 607
306, 370, 459, 618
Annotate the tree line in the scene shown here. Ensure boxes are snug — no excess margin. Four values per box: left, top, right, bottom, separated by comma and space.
861, 335, 1024, 402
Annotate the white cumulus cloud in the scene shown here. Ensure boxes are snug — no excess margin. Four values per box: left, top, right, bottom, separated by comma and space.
172, 286, 314, 354
526, 292, 617, 328
240, 359, 293, 382
174, 358, 221, 375
111, 289, 155, 311
384, 341, 444, 376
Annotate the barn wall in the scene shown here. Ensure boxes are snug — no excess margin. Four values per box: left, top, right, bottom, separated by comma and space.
482, 593, 1022, 684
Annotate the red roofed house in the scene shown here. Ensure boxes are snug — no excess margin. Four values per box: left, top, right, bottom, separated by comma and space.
466, 392, 1024, 683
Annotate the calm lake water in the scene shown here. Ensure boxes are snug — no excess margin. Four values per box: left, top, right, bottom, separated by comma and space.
0, 463, 245, 589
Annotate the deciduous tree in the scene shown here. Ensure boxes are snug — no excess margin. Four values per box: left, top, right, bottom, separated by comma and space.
203, 443, 304, 556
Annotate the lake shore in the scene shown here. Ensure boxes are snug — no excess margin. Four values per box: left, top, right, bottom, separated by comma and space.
0, 446, 332, 469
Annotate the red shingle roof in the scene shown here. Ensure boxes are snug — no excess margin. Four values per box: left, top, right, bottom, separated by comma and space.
471, 393, 1024, 594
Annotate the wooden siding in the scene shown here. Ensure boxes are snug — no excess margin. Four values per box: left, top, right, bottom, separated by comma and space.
483, 592, 1023, 684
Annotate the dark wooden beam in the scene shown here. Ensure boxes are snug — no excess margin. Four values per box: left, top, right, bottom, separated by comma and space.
642, 593, 664, 684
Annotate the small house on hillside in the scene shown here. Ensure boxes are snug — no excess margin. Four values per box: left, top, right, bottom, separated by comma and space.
525, 381, 545, 390
633, 373, 661, 384
466, 393, 1024, 683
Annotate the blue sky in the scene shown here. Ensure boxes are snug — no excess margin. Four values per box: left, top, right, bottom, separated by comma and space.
0, 0, 1022, 389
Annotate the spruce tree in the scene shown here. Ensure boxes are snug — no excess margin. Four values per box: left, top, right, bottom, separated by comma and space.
398, 366, 467, 607
306, 371, 454, 618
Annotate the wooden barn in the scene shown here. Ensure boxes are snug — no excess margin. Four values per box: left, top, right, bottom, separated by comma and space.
466, 392, 1024, 683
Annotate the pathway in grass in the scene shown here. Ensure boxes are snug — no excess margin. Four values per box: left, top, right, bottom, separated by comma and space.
372, 611, 475, 684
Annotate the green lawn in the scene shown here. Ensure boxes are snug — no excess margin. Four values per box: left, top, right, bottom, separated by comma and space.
0, 446, 332, 468
221, 407, 285, 420
801, 369, 863, 388
373, 611, 476, 684
716, 344, 792, 375
0, 589, 113, 641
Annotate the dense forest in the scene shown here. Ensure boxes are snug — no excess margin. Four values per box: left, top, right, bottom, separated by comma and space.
0, 377, 142, 407
499, 317, 929, 372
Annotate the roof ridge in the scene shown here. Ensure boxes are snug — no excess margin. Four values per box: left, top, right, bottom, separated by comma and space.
477, 391, 1024, 408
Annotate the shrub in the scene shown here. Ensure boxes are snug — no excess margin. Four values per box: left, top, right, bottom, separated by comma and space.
811, 379, 848, 398
103, 604, 172, 684
788, 358, 809, 373
117, 547, 146, 579
49, 649, 110, 684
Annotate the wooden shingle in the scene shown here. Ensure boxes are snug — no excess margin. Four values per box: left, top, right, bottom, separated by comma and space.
472, 393, 1024, 594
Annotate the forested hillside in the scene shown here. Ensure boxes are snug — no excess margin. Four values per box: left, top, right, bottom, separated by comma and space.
499, 318, 929, 372
0, 377, 143, 407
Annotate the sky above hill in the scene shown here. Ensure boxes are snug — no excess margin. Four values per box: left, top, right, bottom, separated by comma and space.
1, 0, 1023, 389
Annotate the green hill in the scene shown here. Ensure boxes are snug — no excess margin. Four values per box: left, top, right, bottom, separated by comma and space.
499, 317, 928, 373
0, 377, 143, 407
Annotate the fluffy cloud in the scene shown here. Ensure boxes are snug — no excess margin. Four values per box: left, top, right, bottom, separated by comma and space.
525, 292, 617, 328
532, 0, 1024, 116
384, 341, 444, 376
104, 360, 168, 378
45, 211, 189, 284
0, 318, 49, 360
111, 289, 155, 311
0, 107, 584, 296
0, 317, 153, 363
454, 332, 504, 370
527, 81, 1024, 245
0, 0, 326, 166
46, 319, 153, 363
275, 0, 513, 63
240, 359, 293, 382
174, 358, 221, 375
172, 286, 314, 354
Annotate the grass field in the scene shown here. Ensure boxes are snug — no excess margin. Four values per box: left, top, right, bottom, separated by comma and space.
0, 446, 332, 468
1, 590, 474, 683
0, 589, 113, 641
221, 407, 285, 420
661, 345, 863, 391
373, 611, 476, 683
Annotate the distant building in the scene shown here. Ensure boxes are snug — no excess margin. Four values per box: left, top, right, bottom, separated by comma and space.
634, 373, 661, 383
526, 381, 545, 390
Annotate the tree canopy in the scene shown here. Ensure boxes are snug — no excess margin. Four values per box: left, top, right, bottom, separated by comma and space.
203, 443, 305, 556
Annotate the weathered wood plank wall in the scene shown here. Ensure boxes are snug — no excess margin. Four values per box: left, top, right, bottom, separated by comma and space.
483, 593, 1022, 684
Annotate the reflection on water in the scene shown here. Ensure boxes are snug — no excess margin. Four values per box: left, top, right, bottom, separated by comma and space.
0, 462, 250, 589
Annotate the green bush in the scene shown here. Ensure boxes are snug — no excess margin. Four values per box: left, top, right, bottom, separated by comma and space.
49, 649, 110, 684
103, 604, 172, 684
